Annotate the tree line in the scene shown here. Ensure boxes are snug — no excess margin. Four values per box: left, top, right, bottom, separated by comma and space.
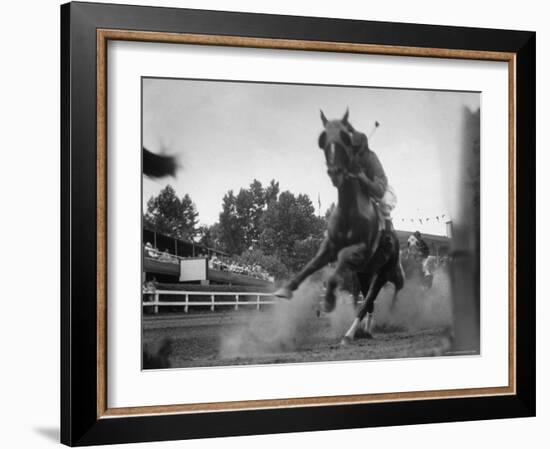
143, 180, 331, 278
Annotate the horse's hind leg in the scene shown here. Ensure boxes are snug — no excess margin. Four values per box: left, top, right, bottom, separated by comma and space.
350, 271, 361, 308
274, 238, 335, 299
342, 233, 395, 343
388, 256, 405, 311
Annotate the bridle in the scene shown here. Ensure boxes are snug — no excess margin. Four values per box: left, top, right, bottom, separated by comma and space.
319, 126, 360, 185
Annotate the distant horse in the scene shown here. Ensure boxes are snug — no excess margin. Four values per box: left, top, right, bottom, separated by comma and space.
274, 110, 404, 344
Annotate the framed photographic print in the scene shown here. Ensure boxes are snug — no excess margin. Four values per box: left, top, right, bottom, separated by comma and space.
61, 1, 535, 446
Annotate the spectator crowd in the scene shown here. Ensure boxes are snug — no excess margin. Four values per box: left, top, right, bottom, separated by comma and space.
143, 242, 274, 282
207, 255, 274, 282
144, 242, 180, 263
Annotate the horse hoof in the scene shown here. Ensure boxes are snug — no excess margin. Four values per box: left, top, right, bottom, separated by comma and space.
355, 329, 374, 340
340, 336, 353, 347
274, 287, 292, 299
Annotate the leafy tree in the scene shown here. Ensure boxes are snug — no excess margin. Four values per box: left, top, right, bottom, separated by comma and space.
248, 179, 267, 242
218, 190, 244, 254
257, 227, 278, 256
234, 249, 289, 280
264, 179, 280, 205
217, 179, 279, 254
292, 236, 324, 273
144, 185, 199, 241
235, 188, 255, 248
259, 191, 324, 269
197, 223, 223, 250
214, 180, 325, 275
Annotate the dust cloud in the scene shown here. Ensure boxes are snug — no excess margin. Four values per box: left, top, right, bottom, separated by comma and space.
373, 269, 453, 333
218, 268, 453, 360
219, 279, 324, 359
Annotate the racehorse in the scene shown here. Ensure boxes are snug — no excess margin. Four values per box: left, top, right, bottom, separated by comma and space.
274, 109, 404, 344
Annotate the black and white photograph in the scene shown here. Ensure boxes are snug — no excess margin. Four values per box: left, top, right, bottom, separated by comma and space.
141, 78, 481, 370
0, 0, 542, 446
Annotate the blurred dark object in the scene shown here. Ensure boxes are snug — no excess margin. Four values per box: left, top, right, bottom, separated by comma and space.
143, 147, 177, 178
451, 107, 480, 353
143, 337, 173, 369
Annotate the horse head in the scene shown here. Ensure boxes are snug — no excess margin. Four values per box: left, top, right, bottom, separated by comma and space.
318, 109, 366, 188
407, 233, 418, 248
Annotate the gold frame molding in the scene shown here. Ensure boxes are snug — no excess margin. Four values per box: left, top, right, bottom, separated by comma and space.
96, 29, 516, 419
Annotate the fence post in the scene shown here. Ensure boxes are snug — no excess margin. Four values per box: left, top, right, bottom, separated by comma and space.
154, 292, 159, 314
184, 294, 189, 314
256, 295, 260, 311
211, 294, 215, 312
235, 294, 239, 311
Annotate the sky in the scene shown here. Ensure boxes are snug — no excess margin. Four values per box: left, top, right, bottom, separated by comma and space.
142, 78, 479, 236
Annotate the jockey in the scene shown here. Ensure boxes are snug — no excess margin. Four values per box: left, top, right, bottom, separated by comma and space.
411, 231, 430, 259
348, 128, 397, 231
409, 231, 431, 278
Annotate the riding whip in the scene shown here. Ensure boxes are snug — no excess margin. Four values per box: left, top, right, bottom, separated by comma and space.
368, 121, 380, 140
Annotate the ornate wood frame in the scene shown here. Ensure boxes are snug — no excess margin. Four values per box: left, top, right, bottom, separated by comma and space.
61, 2, 535, 446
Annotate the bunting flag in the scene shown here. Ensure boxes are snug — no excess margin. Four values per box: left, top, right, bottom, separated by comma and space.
395, 213, 450, 225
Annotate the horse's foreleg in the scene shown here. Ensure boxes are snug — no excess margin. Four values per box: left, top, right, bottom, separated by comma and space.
274, 238, 335, 299
351, 272, 361, 308
389, 286, 399, 312
324, 243, 368, 312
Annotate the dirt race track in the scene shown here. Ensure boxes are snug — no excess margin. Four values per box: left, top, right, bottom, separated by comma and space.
143, 281, 455, 368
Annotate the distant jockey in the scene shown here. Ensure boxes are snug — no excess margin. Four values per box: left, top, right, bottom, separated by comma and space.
407, 231, 431, 278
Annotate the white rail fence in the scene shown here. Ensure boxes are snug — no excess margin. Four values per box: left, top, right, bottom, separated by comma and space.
143, 290, 279, 314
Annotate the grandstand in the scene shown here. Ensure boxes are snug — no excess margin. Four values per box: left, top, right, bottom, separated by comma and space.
142, 227, 451, 315
143, 227, 451, 286
143, 228, 274, 288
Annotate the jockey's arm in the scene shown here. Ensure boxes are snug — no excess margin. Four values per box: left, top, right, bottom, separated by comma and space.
355, 152, 388, 199
356, 172, 386, 199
